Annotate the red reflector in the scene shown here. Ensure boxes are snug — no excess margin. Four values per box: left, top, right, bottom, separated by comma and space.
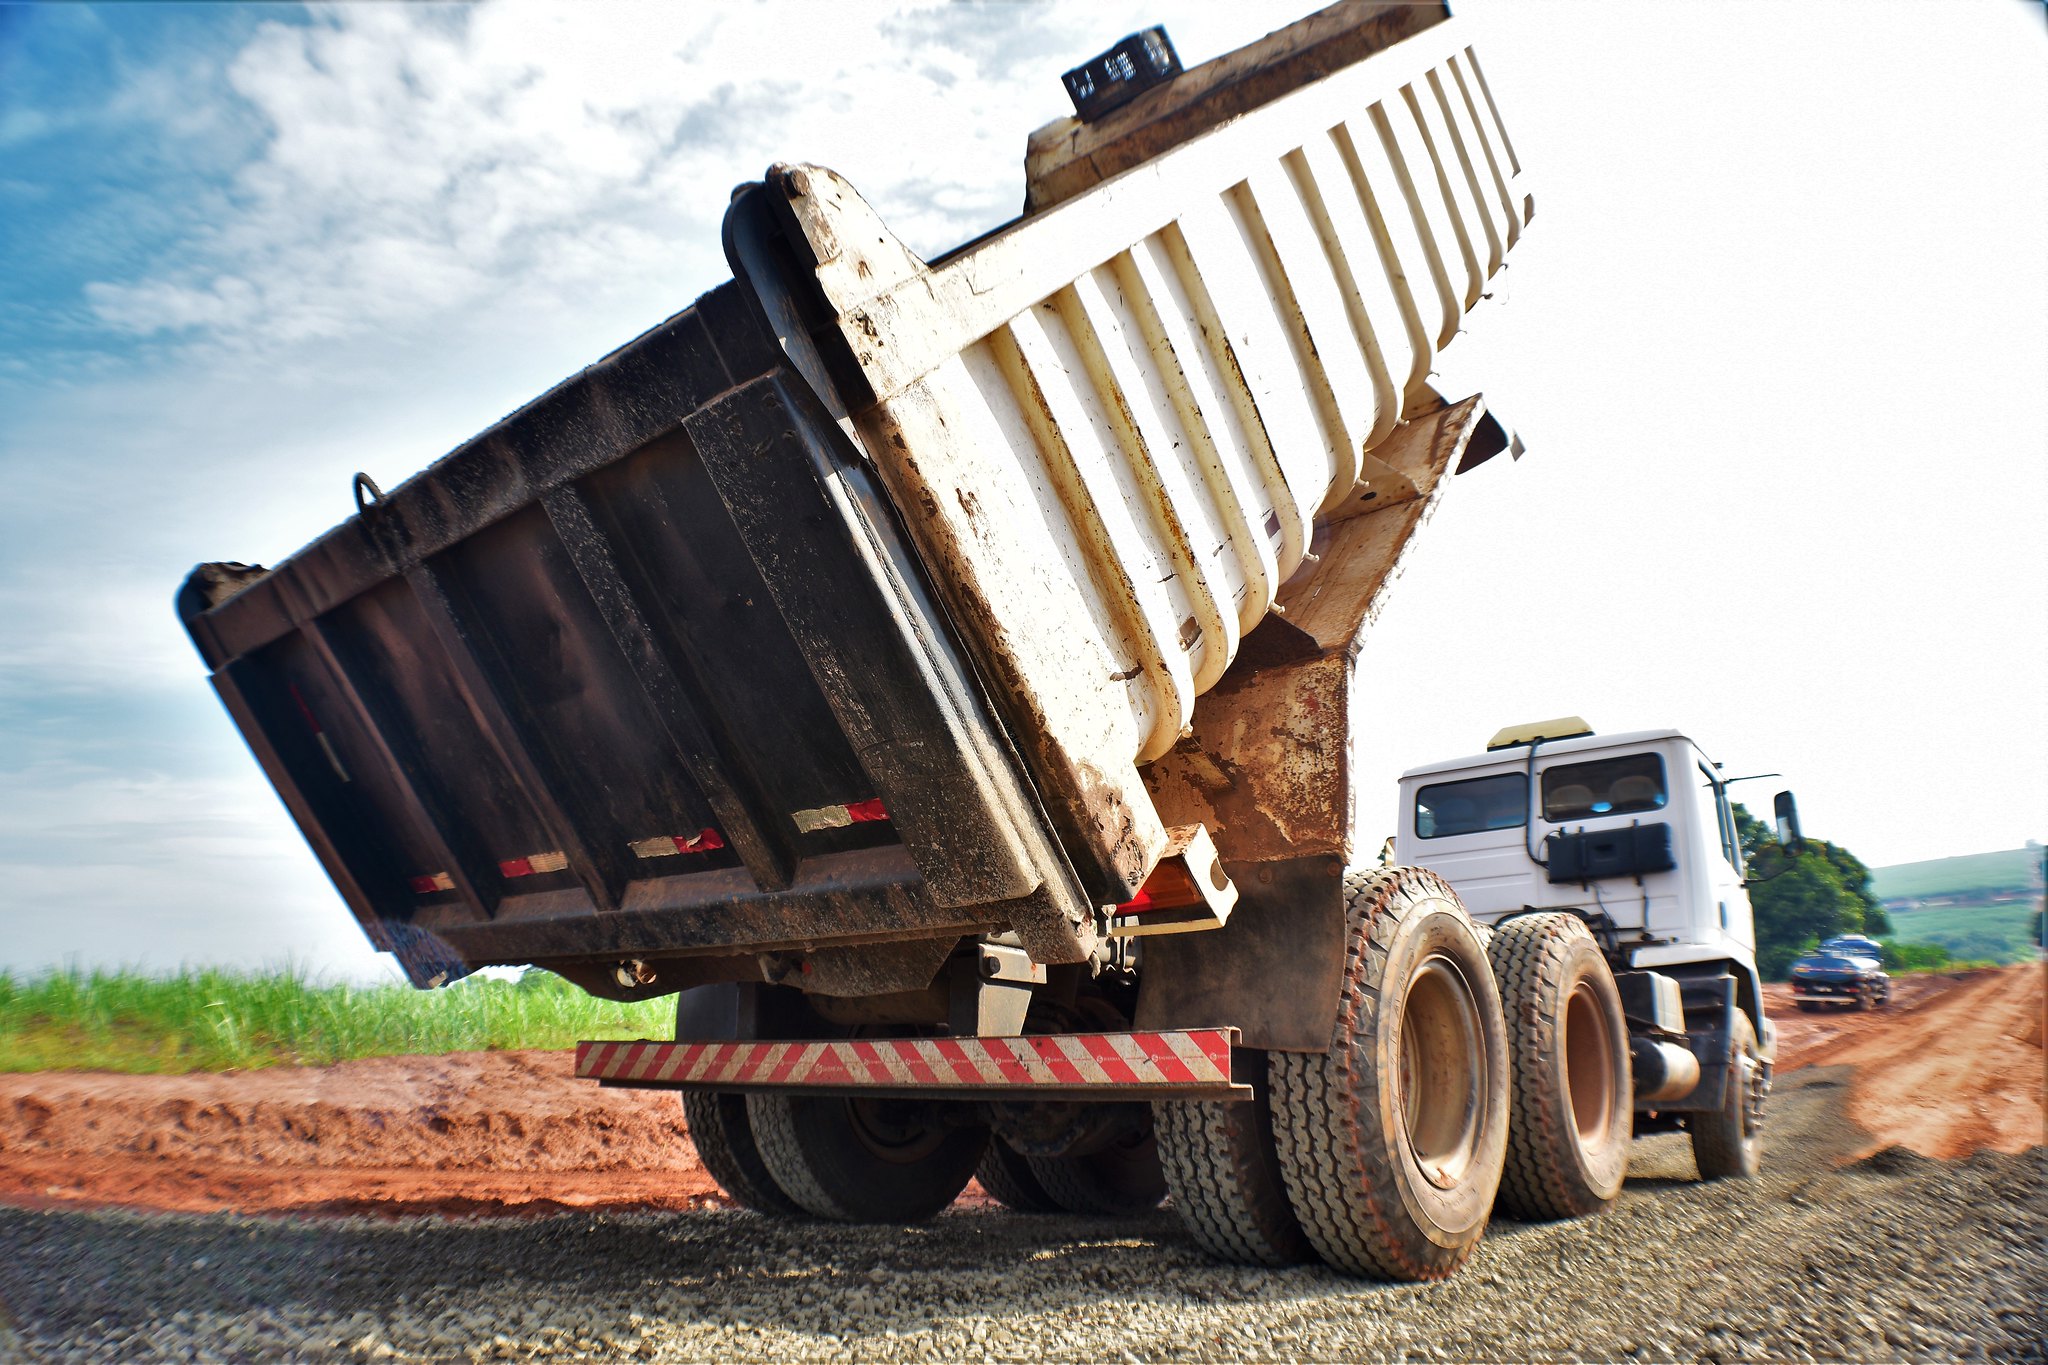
845, 798, 889, 823
498, 857, 534, 878
1116, 889, 1158, 914
680, 828, 725, 853
410, 872, 455, 895
287, 682, 324, 734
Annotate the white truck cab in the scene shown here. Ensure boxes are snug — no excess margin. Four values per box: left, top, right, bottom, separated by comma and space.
1395, 717, 1786, 1175
1395, 721, 1758, 974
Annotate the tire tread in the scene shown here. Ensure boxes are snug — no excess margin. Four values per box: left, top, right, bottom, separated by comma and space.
1486, 913, 1628, 1221
1269, 866, 1501, 1280
1155, 1051, 1312, 1266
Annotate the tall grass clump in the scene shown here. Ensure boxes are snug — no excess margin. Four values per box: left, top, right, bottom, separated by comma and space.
0, 965, 674, 1075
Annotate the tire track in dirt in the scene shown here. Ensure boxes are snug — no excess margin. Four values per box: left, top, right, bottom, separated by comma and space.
1768, 963, 2044, 1159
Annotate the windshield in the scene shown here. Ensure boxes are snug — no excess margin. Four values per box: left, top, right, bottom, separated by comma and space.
1541, 753, 1667, 822
1415, 772, 1528, 839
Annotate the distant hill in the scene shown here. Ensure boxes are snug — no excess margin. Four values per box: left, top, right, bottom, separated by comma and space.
1873, 845, 2042, 965
1870, 846, 2043, 903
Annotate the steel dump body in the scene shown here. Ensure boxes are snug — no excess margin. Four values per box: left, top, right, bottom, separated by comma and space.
179, 267, 1090, 987
180, 0, 1529, 990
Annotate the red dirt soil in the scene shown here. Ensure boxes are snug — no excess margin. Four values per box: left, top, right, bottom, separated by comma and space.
1764, 962, 2044, 1160
3, 966, 2038, 1219
0, 1050, 725, 1218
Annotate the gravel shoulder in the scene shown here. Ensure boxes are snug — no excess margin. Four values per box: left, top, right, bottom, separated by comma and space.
2, 1068, 2042, 1363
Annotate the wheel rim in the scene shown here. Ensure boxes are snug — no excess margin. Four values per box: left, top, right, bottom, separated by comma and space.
1563, 977, 1617, 1145
1398, 954, 1485, 1190
845, 1097, 947, 1165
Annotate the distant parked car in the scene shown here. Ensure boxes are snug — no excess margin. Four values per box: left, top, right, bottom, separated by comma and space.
1789, 950, 1891, 1011
1820, 934, 1885, 964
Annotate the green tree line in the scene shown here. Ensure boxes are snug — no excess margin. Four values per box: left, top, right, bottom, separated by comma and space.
1733, 803, 1907, 979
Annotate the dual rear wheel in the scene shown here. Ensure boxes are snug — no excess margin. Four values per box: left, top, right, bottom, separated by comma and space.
1153, 874, 1638, 1279
1157, 866, 1510, 1280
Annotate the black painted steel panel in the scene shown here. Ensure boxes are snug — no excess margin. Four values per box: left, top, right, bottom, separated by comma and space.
179, 207, 1090, 987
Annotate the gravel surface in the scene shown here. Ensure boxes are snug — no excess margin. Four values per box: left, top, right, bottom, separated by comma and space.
2, 1067, 2042, 1363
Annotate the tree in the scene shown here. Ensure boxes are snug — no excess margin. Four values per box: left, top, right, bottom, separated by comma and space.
1733, 803, 1885, 979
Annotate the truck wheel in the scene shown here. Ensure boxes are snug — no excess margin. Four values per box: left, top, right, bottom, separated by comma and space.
975, 1135, 1060, 1213
680, 1091, 801, 1215
746, 1093, 987, 1222
1794, 1002, 1818, 1013
1270, 867, 1509, 1280
1155, 1049, 1313, 1265
1486, 913, 1630, 1220
1024, 1107, 1168, 1215
1689, 1011, 1764, 1180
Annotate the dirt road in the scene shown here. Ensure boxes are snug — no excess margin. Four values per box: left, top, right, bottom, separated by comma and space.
1764, 963, 2044, 1159
2, 966, 2038, 1222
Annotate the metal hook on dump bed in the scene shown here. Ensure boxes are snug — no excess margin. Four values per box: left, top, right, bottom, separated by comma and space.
352, 472, 383, 514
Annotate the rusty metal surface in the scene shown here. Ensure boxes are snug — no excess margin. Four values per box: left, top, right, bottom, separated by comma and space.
1134, 854, 1348, 1052
1024, 1, 1452, 212
773, 15, 1533, 910
1143, 396, 1492, 868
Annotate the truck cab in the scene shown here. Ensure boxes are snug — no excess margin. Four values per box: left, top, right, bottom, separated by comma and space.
1395, 718, 1778, 1162
1395, 721, 1758, 976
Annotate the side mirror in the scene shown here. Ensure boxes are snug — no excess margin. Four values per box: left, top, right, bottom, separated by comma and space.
1773, 791, 1805, 852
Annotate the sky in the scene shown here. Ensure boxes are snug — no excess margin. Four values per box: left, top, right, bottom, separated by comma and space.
1, 1, 2042, 980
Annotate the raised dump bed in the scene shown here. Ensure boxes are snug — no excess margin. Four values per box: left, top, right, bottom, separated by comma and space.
181, 0, 1565, 1281
181, 0, 1527, 989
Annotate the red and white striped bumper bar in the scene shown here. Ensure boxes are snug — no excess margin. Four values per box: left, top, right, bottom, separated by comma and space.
575, 1029, 1247, 1102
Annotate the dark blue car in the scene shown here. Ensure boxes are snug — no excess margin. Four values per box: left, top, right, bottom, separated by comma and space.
1788, 950, 1890, 1011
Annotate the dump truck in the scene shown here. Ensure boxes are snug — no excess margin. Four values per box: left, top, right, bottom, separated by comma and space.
180, 1, 1573, 1279
1394, 721, 1792, 1204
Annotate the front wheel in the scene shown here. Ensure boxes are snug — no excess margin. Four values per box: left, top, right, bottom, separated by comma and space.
1690, 1011, 1764, 1180
975, 1135, 1060, 1213
1270, 867, 1509, 1280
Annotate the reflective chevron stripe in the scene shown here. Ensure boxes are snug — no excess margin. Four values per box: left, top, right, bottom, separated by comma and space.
574, 1029, 1236, 1096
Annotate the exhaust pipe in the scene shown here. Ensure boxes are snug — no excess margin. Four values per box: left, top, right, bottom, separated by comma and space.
1631, 1035, 1702, 1104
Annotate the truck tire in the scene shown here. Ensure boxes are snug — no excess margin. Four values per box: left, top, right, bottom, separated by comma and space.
680, 1091, 801, 1215
1690, 1011, 1764, 1180
1155, 1049, 1313, 1265
746, 1093, 987, 1222
975, 1135, 1060, 1213
1024, 1108, 1168, 1215
1270, 867, 1509, 1280
1486, 913, 1631, 1220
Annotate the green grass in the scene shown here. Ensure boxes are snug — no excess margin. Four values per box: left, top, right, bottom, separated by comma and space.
1884, 901, 2039, 966
1870, 846, 2042, 901
0, 967, 676, 1075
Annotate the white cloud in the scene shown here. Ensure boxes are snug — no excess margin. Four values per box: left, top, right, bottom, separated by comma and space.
0, 758, 394, 979
80, 0, 1267, 354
